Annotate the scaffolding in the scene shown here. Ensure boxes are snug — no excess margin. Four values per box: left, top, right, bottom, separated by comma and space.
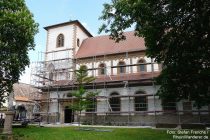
30, 50, 210, 126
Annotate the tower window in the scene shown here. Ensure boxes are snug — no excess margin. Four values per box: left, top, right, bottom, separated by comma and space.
57, 34, 64, 47
77, 38, 80, 47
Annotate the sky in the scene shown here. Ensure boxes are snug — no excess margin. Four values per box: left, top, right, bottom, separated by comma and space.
19, 0, 111, 84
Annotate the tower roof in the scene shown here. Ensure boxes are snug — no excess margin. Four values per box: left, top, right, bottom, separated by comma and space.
44, 20, 93, 37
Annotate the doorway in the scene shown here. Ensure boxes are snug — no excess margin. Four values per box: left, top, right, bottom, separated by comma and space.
64, 106, 74, 123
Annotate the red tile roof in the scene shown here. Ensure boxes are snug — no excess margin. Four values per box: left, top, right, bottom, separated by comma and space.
76, 31, 145, 58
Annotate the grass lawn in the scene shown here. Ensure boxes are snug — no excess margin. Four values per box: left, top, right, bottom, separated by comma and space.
12, 126, 170, 140
11, 126, 209, 140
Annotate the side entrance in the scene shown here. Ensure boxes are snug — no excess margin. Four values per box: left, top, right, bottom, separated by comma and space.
64, 106, 74, 123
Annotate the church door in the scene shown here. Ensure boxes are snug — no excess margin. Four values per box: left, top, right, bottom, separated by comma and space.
64, 106, 74, 123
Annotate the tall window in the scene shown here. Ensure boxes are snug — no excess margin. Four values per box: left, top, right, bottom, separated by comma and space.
137, 59, 147, 72
109, 92, 121, 111
57, 34, 64, 47
98, 63, 106, 75
135, 91, 147, 111
117, 61, 126, 74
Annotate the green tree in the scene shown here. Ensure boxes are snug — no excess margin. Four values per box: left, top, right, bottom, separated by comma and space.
68, 65, 98, 126
0, 0, 38, 108
99, 0, 210, 108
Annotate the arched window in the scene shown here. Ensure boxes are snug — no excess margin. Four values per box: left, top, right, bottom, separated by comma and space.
86, 98, 97, 112
135, 91, 147, 111
137, 59, 147, 72
98, 63, 106, 75
117, 61, 126, 74
109, 92, 121, 111
56, 34, 64, 47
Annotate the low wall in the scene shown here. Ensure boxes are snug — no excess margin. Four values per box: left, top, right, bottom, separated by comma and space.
43, 111, 210, 126
41, 115, 58, 124
80, 114, 210, 126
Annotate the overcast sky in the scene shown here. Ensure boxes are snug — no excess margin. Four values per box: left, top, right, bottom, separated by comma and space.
19, 0, 111, 84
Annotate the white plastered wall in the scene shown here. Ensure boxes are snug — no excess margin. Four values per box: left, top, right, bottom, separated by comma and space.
46, 25, 74, 61
76, 55, 161, 77
75, 26, 91, 54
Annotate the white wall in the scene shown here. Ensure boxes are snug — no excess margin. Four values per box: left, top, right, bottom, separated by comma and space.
45, 23, 90, 82
76, 55, 161, 77
46, 26, 74, 52
75, 26, 90, 54
47, 86, 161, 116
95, 86, 160, 115
48, 91, 71, 113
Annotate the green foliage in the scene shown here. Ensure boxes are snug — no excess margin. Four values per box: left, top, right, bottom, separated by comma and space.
99, 0, 210, 108
68, 66, 98, 125
75, 65, 96, 85
69, 88, 98, 112
0, 0, 38, 107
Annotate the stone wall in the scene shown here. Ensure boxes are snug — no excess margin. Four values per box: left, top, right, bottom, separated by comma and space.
80, 114, 210, 126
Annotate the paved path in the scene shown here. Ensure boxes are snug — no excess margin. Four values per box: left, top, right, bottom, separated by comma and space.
39, 123, 153, 129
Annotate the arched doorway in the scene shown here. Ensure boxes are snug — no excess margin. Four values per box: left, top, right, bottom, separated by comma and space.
64, 106, 74, 123
15, 105, 27, 120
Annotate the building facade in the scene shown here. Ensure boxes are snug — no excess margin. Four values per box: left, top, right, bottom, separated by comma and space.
32, 20, 210, 126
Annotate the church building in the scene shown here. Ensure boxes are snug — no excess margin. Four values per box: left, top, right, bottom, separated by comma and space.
32, 20, 210, 126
